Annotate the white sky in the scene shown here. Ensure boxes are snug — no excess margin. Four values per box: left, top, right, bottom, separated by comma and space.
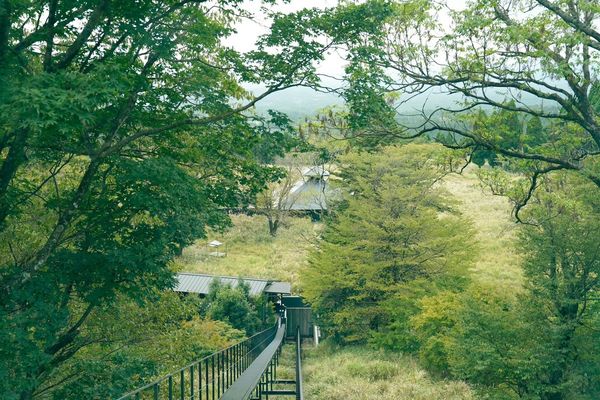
224, 0, 343, 77
224, 0, 467, 78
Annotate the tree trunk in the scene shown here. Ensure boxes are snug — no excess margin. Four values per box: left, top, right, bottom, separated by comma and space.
268, 218, 279, 236
0, 0, 11, 66
0, 128, 29, 226
541, 252, 580, 400
542, 327, 576, 400
11, 158, 102, 290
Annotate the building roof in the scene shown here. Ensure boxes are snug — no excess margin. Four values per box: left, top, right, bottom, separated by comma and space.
302, 165, 330, 179
281, 165, 339, 211
174, 273, 291, 296
286, 179, 329, 211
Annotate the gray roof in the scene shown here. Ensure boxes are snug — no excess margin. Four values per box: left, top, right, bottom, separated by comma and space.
174, 273, 291, 296
302, 166, 330, 178
286, 179, 329, 211
276, 165, 340, 211
265, 281, 292, 294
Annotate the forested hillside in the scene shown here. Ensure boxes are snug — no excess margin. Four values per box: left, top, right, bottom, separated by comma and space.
1, 1, 599, 399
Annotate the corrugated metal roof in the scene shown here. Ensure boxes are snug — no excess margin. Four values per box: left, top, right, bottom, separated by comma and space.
174, 273, 290, 296
265, 281, 292, 294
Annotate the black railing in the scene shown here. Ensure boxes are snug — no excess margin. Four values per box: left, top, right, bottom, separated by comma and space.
220, 321, 286, 400
295, 326, 304, 400
116, 324, 278, 400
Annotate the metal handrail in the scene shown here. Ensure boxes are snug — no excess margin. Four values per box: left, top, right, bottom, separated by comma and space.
116, 323, 278, 400
295, 326, 304, 400
220, 321, 286, 400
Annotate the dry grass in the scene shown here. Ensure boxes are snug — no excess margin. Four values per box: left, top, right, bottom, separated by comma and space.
175, 214, 319, 288
302, 344, 475, 400
442, 166, 523, 290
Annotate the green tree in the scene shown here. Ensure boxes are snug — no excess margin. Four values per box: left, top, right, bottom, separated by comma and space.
202, 279, 269, 336
445, 288, 552, 399
412, 173, 600, 399
517, 174, 600, 399
329, 0, 600, 192
302, 144, 474, 346
0, 1, 392, 397
5, 291, 244, 399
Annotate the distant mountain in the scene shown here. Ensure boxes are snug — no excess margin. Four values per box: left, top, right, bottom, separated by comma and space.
249, 84, 558, 122
252, 86, 343, 121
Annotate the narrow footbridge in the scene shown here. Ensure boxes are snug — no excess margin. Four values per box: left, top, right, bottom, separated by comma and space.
117, 318, 304, 400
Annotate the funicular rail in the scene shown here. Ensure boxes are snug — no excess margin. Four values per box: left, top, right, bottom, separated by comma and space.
221, 323, 304, 400
295, 327, 304, 400
116, 324, 278, 400
220, 321, 287, 400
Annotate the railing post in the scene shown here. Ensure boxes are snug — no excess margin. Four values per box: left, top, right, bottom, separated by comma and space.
116, 323, 283, 400
296, 326, 304, 400
205, 358, 209, 400
190, 364, 195, 400
179, 369, 184, 400
199, 361, 202, 400
211, 354, 215, 400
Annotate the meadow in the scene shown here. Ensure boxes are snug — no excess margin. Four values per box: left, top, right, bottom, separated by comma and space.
302, 345, 474, 400
176, 213, 319, 288
175, 167, 522, 399
442, 167, 523, 289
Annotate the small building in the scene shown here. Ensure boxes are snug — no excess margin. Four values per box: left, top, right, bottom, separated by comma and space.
207, 240, 226, 257
174, 273, 318, 342
281, 295, 315, 339
282, 165, 338, 219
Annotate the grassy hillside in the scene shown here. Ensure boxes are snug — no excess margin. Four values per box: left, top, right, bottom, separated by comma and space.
442, 167, 523, 289
175, 167, 521, 399
176, 214, 319, 287
302, 345, 474, 400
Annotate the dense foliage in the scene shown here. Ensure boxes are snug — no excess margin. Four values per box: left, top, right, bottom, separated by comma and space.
3, 0, 600, 399
201, 279, 274, 336
32, 292, 244, 399
302, 144, 475, 346
413, 174, 600, 400
304, 141, 600, 399
0, 1, 395, 398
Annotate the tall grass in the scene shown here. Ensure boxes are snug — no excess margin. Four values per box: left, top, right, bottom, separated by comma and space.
302, 343, 475, 400
176, 214, 319, 288
442, 168, 523, 289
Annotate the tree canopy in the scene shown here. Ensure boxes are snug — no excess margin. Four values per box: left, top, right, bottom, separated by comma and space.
0, 1, 393, 398
302, 144, 474, 345
330, 0, 600, 193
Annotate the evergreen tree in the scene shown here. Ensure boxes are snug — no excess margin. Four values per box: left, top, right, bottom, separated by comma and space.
302, 144, 474, 345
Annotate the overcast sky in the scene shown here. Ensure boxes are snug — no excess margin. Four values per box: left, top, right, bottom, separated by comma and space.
224, 0, 467, 78
223, 0, 473, 115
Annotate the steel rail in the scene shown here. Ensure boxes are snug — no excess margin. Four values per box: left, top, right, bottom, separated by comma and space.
295, 326, 304, 400
220, 322, 286, 400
